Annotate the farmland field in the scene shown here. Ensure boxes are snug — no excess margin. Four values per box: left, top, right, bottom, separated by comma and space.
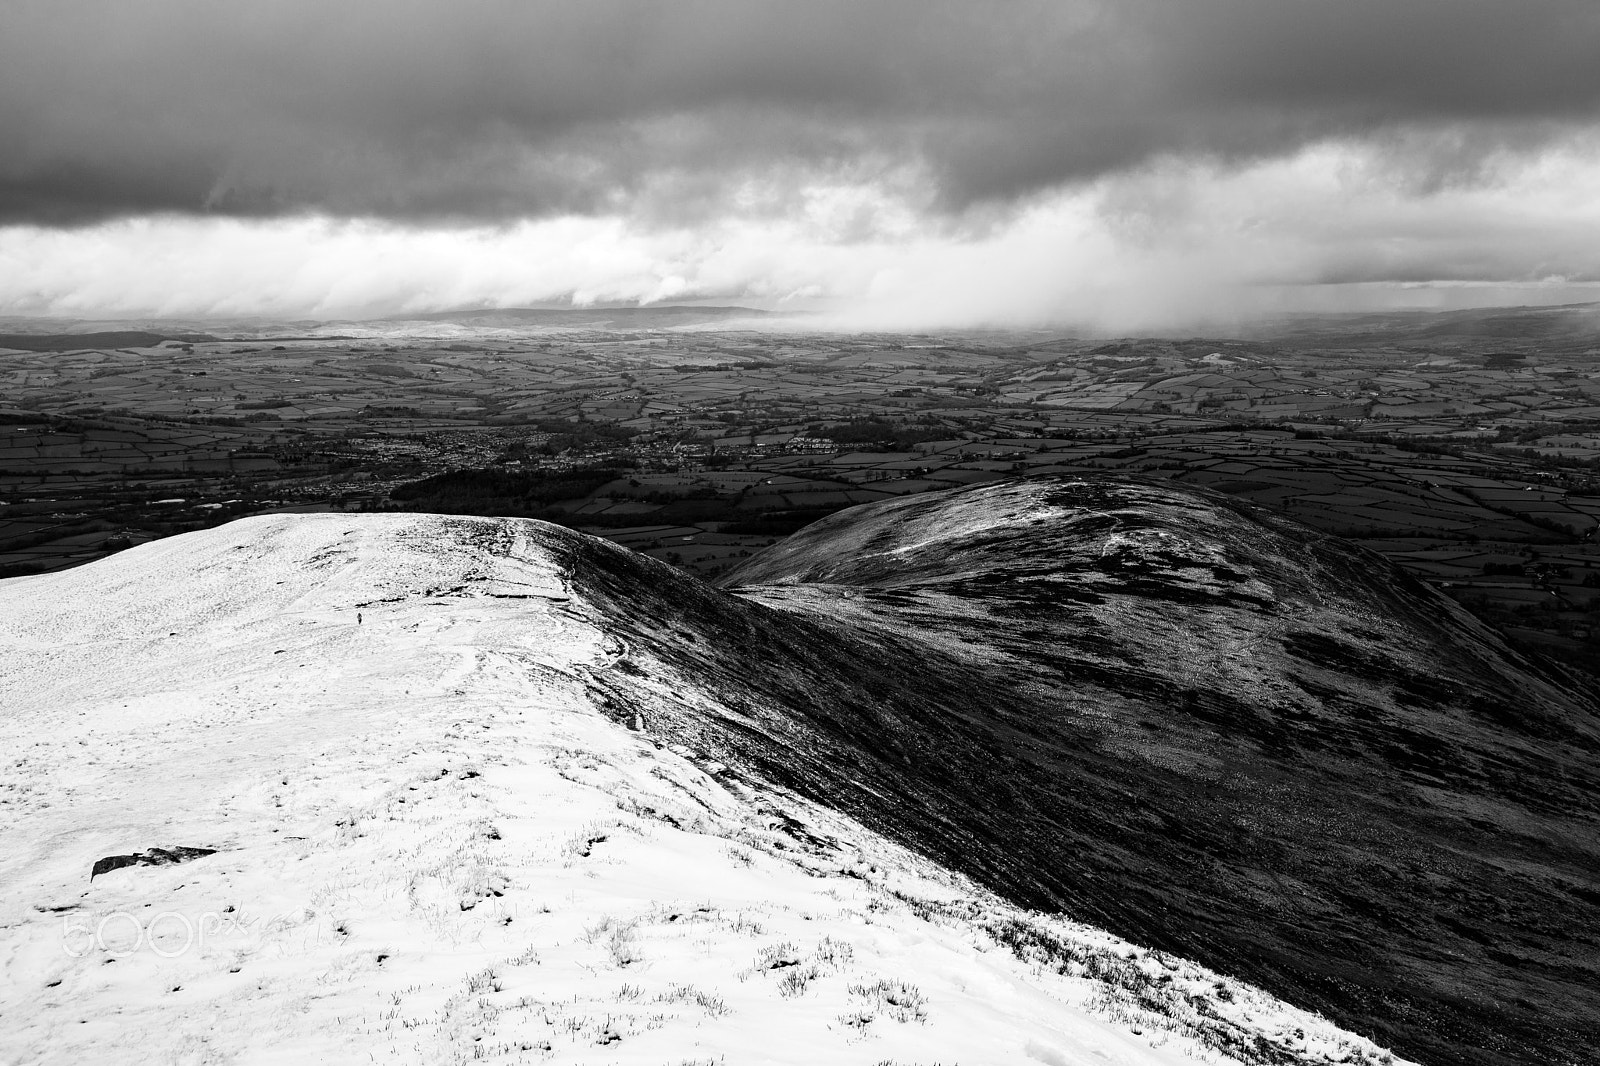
4, 304, 1600, 671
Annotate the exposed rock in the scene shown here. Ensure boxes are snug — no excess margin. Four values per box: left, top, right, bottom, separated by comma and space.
90, 847, 217, 881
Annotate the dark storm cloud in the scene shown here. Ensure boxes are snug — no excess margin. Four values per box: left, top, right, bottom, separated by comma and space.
3, 0, 1598, 225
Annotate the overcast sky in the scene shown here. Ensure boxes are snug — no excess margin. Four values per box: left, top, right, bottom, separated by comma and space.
3, 0, 1599, 327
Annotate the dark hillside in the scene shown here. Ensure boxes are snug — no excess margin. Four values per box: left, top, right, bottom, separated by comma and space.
538, 475, 1599, 1066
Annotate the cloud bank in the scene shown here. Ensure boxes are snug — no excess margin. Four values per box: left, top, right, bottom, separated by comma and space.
5, 138, 1598, 331
3, 1, 1599, 325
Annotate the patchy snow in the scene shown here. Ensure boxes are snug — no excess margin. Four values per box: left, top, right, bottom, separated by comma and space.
1, 514, 1409, 1065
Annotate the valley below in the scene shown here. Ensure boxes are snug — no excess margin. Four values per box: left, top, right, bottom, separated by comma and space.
3, 305, 1599, 1065
4, 302, 1600, 674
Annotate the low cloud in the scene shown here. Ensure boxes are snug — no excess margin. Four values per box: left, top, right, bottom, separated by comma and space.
5, 139, 1598, 331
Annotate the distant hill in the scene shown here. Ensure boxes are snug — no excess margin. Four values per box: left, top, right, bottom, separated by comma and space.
0, 331, 218, 351
1261, 301, 1600, 351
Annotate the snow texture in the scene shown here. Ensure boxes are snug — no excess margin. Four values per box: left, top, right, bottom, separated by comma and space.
0, 514, 1410, 1065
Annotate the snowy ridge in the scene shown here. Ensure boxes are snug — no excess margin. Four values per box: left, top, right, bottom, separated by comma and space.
0, 514, 1409, 1065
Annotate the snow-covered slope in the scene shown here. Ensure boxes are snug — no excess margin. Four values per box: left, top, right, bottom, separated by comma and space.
0, 513, 1406, 1066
